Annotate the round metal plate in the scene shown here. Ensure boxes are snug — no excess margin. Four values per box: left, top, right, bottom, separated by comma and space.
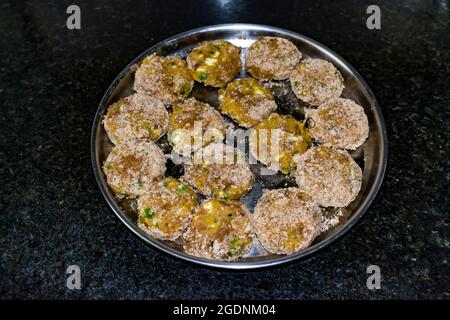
91, 24, 387, 269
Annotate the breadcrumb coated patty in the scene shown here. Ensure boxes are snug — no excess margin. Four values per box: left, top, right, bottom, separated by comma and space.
184, 143, 254, 200
183, 199, 253, 261
246, 36, 301, 81
134, 53, 193, 105
103, 140, 166, 197
252, 188, 322, 254
187, 40, 241, 88
168, 97, 226, 156
103, 93, 168, 144
294, 146, 362, 207
249, 113, 312, 173
291, 58, 344, 106
137, 177, 198, 241
305, 98, 369, 150
218, 78, 277, 128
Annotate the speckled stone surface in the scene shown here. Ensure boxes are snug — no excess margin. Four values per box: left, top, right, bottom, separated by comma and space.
0, 0, 449, 299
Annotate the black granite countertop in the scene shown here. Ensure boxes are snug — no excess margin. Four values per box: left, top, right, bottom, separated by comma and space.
1, 0, 449, 299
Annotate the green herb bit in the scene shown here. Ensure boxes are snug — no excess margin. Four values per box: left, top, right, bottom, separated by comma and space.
105, 164, 113, 171
176, 183, 189, 195
199, 72, 208, 80
230, 237, 239, 246
143, 207, 154, 219
268, 114, 276, 125
145, 127, 152, 135
229, 237, 241, 255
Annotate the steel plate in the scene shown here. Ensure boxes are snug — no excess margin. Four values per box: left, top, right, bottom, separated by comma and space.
91, 24, 388, 269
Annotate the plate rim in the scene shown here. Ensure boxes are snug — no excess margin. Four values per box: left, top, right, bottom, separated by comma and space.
90, 23, 388, 270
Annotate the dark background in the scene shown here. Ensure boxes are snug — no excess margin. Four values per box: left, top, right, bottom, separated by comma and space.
1, 0, 449, 299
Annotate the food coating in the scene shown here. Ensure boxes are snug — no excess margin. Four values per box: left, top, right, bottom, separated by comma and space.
305, 98, 369, 150
249, 113, 312, 173
103, 140, 166, 197
252, 188, 322, 255
168, 97, 226, 156
290, 58, 344, 106
218, 78, 277, 128
183, 199, 253, 261
137, 177, 198, 241
294, 146, 362, 207
184, 143, 254, 200
246, 36, 301, 81
103, 93, 169, 144
187, 40, 242, 88
134, 53, 193, 105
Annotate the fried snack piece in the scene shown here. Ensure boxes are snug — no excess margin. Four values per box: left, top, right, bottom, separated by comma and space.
218, 78, 277, 128
103, 93, 168, 144
168, 98, 226, 156
184, 143, 254, 200
134, 53, 193, 105
305, 98, 369, 150
249, 113, 312, 173
252, 188, 322, 254
103, 140, 166, 197
294, 146, 362, 207
137, 177, 198, 241
290, 58, 344, 106
187, 40, 242, 88
246, 36, 301, 81
183, 199, 253, 261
